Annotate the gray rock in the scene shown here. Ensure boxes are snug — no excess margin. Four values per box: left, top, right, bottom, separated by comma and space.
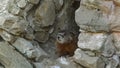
55, 0, 77, 32
75, 5, 110, 32
0, 42, 33, 68
109, 6, 120, 32
0, 66, 4, 68
13, 38, 34, 57
76, 0, 120, 32
27, 0, 39, 4
0, 15, 18, 30
24, 33, 34, 40
73, 49, 105, 68
0, 30, 15, 42
34, 57, 83, 68
34, 58, 57, 68
53, 0, 63, 10
24, 26, 34, 40
113, 0, 120, 7
24, 3, 33, 12
0, 16, 6, 27
34, 31, 49, 43
112, 33, 120, 51
34, 0, 55, 27
31, 41, 48, 61
9, 19, 28, 35
13, 38, 48, 59
17, 0, 27, 8
102, 55, 119, 68
56, 57, 83, 68
0, 0, 9, 13
84, 51, 96, 56
0, 14, 28, 35
33, 62, 45, 68
78, 32, 107, 51
102, 35, 116, 57
7, 0, 21, 15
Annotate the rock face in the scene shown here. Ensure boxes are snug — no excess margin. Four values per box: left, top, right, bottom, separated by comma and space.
13, 38, 48, 59
0, 42, 33, 68
74, 49, 105, 68
34, 0, 55, 27
0, 0, 80, 68
78, 32, 107, 51
1, 0, 120, 68
74, 0, 120, 68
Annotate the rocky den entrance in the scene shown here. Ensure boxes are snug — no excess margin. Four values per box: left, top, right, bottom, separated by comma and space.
0, 0, 120, 68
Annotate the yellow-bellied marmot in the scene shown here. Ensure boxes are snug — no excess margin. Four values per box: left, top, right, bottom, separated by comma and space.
56, 30, 78, 57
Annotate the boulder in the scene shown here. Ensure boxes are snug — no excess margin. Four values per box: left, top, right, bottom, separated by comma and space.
73, 49, 105, 68
13, 38, 48, 59
34, 0, 55, 27
0, 42, 33, 68
78, 32, 107, 51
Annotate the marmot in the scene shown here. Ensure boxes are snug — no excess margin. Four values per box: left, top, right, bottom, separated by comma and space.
56, 30, 78, 57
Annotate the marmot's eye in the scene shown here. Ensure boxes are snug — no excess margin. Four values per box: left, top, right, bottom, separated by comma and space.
57, 36, 60, 39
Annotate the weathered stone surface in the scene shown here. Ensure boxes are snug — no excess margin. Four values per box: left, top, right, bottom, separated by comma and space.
7, 0, 21, 15
101, 55, 119, 68
33, 58, 57, 68
9, 19, 28, 35
75, 1, 110, 32
34, 0, 55, 27
0, 15, 16, 30
0, 42, 33, 68
33, 62, 44, 68
112, 33, 120, 51
109, 6, 120, 32
31, 41, 48, 61
34, 57, 83, 68
0, 30, 15, 42
53, 0, 63, 10
84, 51, 95, 56
73, 49, 105, 68
0, 66, 4, 68
24, 26, 34, 40
106, 55, 119, 68
17, 0, 27, 8
74, 0, 120, 68
56, 57, 83, 68
24, 3, 33, 12
102, 35, 116, 57
0, 0, 9, 13
13, 38, 48, 59
27, 0, 39, 4
0, 14, 28, 35
78, 32, 107, 51
113, 0, 120, 7
75, 0, 120, 32
34, 31, 49, 43
13, 38, 34, 57
55, 0, 77, 32
0, 17, 6, 27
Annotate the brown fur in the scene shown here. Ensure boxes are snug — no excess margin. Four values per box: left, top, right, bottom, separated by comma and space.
56, 31, 78, 57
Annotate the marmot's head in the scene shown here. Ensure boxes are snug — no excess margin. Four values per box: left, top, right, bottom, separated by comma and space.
56, 30, 74, 44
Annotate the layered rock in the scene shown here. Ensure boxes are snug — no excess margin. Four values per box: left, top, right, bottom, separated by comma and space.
74, 0, 120, 68
0, 0, 80, 68
0, 42, 33, 68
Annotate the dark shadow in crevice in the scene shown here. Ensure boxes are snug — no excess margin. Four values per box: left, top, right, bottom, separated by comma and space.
0, 63, 5, 68
0, 36, 4, 42
72, 0, 81, 10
